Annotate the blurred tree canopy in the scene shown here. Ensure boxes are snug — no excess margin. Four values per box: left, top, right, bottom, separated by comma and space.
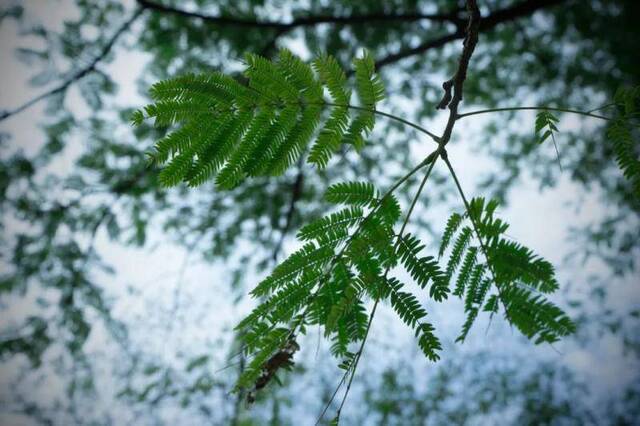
0, 0, 638, 424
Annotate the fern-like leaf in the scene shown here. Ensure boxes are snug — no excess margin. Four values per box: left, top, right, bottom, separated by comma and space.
439, 212, 463, 258
417, 322, 442, 361
535, 110, 562, 169
297, 207, 364, 242
249, 242, 334, 298
325, 181, 377, 206
440, 197, 574, 346
453, 246, 478, 297
445, 226, 472, 280
135, 49, 385, 187
381, 278, 441, 361
384, 278, 427, 328
397, 234, 449, 301
500, 286, 576, 344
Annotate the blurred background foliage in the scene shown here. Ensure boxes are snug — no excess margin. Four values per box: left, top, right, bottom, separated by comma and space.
0, 0, 638, 424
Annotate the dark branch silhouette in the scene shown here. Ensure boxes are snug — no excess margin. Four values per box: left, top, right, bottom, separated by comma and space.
137, 0, 565, 72
374, 0, 567, 70
137, 0, 466, 29
0, 8, 143, 123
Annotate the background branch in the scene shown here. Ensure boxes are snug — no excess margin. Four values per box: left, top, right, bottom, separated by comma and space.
137, 0, 465, 29
0, 8, 143, 123
374, 0, 566, 70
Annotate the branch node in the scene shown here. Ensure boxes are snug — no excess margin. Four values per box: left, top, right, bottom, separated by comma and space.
437, 80, 454, 110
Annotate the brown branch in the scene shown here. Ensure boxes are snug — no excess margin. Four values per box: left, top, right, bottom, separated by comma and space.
433, 0, 516, 325
436, 2, 481, 119
373, 0, 567, 71
0, 8, 143, 123
137, 0, 465, 29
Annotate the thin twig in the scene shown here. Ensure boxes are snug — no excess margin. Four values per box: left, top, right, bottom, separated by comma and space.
325, 102, 440, 142
456, 106, 611, 121
317, 1, 484, 421
0, 8, 143, 123
442, 156, 513, 325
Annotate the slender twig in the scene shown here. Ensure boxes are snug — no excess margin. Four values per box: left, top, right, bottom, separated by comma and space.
325, 102, 440, 142
549, 129, 563, 172
230, 353, 246, 426
0, 8, 143, 123
456, 106, 611, 121
587, 102, 617, 114
433, 0, 512, 326
163, 235, 206, 339
442, 156, 513, 325
241, 93, 442, 143
234, 85, 441, 144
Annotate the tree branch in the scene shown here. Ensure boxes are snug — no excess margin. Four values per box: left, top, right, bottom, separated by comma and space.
137, 0, 465, 29
0, 8, 143, 123
374, 0, 567, 71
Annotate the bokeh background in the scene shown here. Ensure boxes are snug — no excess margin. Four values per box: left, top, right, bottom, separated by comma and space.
0, 0, 639, 424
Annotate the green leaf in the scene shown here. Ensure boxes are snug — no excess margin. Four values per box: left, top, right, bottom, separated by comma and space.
325, 181, 377, 206
439, 212, 463, 258
136, 51, 386, 187
397, 234, 448, 301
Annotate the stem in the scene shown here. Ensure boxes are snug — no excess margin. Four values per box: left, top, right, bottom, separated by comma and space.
325, 102, 440, 143
241, 87, 441, 144
333, 300, 379, 420
456, 106, 611, 121
587, 102, 617, 114
442, 156, 512, 324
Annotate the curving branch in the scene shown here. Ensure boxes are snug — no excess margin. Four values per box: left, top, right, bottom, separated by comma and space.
0, 8, 143, 124
137, 0, 466, 29
374, 0, 567, 70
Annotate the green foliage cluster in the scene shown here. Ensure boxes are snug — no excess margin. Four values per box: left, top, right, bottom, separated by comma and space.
232, 180, 576, 399
134, 48, 384, 188
134, 51, 588, 406
442, 198, 575, 344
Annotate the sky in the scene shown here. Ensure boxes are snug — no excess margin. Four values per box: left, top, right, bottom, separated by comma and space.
0, 1, 638, 424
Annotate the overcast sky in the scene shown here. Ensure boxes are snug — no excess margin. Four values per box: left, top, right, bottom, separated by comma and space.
1, 1, 638, 424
